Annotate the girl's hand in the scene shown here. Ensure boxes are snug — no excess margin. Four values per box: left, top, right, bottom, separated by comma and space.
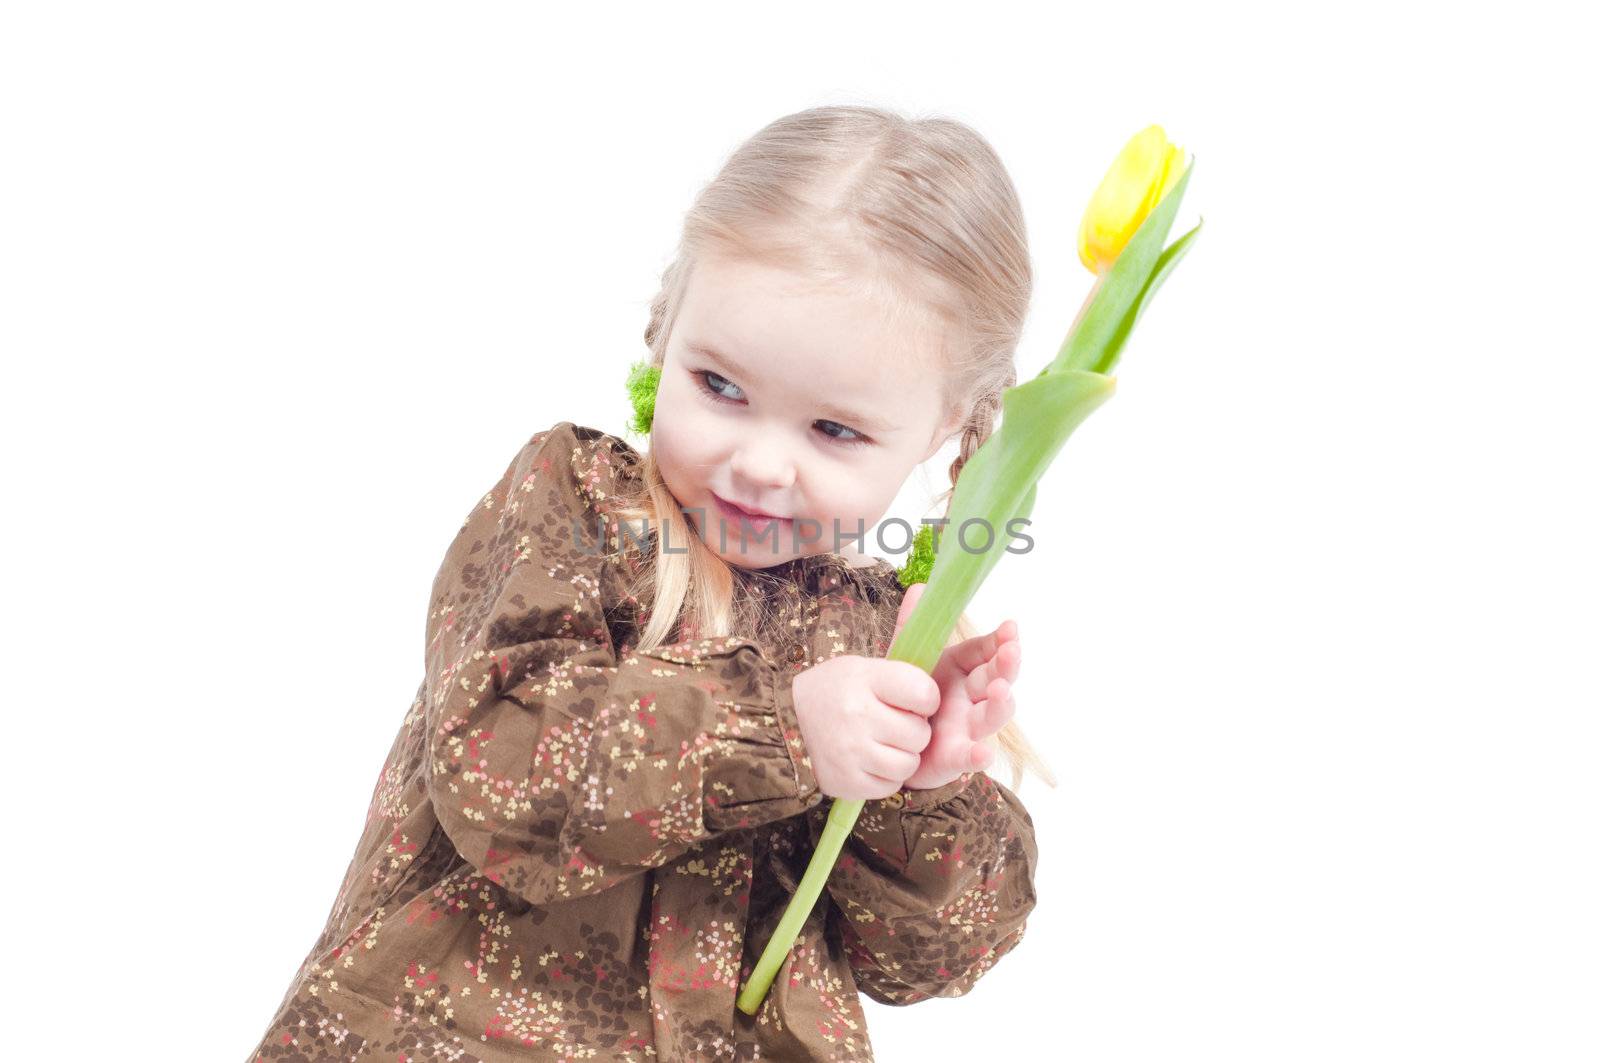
791, 649, 940, 802
892, 583, 1020, 791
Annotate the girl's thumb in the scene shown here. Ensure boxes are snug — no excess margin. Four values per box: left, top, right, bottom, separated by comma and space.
893, 582, 926, 640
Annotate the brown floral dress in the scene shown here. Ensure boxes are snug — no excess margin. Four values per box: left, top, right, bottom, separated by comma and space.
248, 421, 1039, 1062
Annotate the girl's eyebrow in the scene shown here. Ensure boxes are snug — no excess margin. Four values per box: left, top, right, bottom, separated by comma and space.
685, 340, 896, 435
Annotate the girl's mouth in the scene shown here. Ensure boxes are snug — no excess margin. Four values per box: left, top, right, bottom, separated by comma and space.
711, 492, 789, 535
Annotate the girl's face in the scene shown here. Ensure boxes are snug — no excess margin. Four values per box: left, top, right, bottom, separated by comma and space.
652, 251, 964, 570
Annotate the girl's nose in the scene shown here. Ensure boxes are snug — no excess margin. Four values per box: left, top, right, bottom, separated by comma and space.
730, 440, 797, 491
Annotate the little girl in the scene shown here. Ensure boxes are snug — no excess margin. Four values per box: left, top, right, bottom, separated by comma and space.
251, 104, 1051, 1062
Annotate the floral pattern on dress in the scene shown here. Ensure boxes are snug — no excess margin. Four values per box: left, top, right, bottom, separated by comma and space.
249, 421, 1037, 1061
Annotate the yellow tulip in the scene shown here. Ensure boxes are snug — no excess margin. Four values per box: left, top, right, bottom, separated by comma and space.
1077, 125, 1188, 275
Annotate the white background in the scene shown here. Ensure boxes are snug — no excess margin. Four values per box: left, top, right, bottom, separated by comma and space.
5, 3, 1596, 1060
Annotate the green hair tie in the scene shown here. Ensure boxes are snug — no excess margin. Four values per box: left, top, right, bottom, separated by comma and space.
626, 360, 661, 434
895, 523, 939, 588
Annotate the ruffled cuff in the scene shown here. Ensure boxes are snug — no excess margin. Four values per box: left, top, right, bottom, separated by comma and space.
695, 640, 825, 830
870, 770, 979, 814
821, 770, 983, 874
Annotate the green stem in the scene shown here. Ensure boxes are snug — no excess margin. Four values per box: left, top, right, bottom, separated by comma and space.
735, 795, 865, 1014
737, 627, 939, 1015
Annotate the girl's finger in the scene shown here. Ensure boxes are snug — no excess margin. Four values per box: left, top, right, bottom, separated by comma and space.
939, 619, 1016, 678
963, 658, 996, 702
962, 634, 1018, 701
976, 679, 1014, 737
892, 583, 927, 639
874, 707, 934, 754
995, 638, 1020, 684
872, 660, 942, 717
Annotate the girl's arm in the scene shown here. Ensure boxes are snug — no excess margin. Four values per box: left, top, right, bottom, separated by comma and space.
422, 421, 824, 906
804, 770, 1038, 1005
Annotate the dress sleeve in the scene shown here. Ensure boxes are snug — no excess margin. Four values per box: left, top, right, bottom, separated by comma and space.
807, 770, 1039, 1005
422, 421, 825, 906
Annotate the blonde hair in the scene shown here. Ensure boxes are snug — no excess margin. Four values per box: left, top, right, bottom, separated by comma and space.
607, 104, 1055, 792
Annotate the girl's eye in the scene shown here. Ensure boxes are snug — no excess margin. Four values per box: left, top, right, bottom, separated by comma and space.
815, 419, 871, 448
696, 369, 871, 448
698, 370, 745, 402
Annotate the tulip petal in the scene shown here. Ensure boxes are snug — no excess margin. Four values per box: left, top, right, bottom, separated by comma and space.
1078, 125, 1179, 274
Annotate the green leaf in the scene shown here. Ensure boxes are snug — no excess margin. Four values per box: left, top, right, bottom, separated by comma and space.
886, 369, 1116, 672
1091, 215, 1204, 377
